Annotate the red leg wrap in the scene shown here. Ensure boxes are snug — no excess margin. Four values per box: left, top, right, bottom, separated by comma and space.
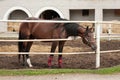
58, 57, 62, 68
48, 56, 53, 67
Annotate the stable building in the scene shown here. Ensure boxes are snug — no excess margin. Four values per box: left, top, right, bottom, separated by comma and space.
0, 0, 120, 32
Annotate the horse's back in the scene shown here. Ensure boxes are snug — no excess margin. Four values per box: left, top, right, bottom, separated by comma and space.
19, 17, 66, 39
19, 17, 39, 36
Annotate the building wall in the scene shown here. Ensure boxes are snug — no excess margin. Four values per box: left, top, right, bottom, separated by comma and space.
0, 0, 120, 19
70, 9, 95, 21
103, 9, 120, 21
0, 0, 120, 32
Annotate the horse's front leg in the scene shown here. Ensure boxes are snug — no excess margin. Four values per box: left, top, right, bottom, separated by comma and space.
58, 41, 65, 68
48, 41, 58, 67
18, 54, 26, 66
18, 54, 21, 63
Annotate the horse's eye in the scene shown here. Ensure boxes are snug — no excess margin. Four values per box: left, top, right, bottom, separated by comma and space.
88, 34, 91, 37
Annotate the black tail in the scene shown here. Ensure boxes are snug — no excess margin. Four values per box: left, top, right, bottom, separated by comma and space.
18, 31, 24, 63
18, 32, 23, 52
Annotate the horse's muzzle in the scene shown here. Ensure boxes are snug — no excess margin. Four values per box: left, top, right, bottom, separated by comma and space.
91, 44, 97, 51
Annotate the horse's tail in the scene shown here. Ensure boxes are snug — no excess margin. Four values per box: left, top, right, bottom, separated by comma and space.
18, 31, 23, 62
18, 31, 23, 52
18, 22, 27, 62
18, 22, 28, 53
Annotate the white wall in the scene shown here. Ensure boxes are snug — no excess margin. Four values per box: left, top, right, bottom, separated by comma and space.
70, 9, 95, 21
0, 0, 120, 32
103, 9, 120, 21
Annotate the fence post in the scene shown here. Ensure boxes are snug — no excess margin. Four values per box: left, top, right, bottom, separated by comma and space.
108, 24, 112, 41
95, 22, 101, 68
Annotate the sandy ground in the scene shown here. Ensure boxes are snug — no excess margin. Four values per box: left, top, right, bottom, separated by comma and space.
0, 73, 120, 80
0, 39, 120, 69
0, 38, 120, 80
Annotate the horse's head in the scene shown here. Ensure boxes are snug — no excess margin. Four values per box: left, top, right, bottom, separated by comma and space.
79, 26, 97, 51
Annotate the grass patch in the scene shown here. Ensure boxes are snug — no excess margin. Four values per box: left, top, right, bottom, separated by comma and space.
0, 65, 120, 76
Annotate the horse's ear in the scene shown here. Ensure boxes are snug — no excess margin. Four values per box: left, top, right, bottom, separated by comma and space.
84, 26, 89, 34
86, 26, 94, 32
86, 26, 89, 31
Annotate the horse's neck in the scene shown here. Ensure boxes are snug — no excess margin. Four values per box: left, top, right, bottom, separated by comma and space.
78, 26, 86, 34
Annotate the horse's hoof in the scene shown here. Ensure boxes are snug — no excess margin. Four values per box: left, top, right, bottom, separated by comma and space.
48, 64, 52, 68
22, 64, 25, 66
58, 66, 62, 68
48, 66, 52, 69
48, 56, 53, 68
58, 64, 63, 68
58, 59, 62, 68
29, 65, 33, 68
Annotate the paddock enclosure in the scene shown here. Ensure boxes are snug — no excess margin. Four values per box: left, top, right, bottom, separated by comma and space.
0, 3, 120, 79
0, 39, 120, 69
0, 20, 120, 69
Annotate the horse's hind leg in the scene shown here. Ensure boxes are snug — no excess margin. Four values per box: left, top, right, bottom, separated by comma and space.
18, 41, 26, 66
19, 41, 33, 67
20, 42, 27, 66
25, 42, 33, 67
48, 41, 58, 67
26, 54, 32, 67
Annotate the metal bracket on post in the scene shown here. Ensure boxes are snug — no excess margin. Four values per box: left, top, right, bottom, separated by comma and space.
95, 22, 101, 68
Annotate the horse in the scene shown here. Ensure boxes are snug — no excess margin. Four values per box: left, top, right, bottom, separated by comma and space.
18, 17, 96, 68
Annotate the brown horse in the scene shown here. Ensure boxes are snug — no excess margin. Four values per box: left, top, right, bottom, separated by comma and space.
18, 17, 96, 68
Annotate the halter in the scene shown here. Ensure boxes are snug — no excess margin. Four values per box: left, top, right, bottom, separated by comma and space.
81, 29, 96, 46
83, 34, 95, 47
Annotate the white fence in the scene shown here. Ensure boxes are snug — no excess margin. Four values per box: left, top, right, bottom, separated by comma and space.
0, 20, 120, 68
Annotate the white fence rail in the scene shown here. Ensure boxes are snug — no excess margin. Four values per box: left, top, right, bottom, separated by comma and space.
0, 20, 120, 68
0, 39, 72, 42
1, 19, 120, 24
0, 50, 120, 55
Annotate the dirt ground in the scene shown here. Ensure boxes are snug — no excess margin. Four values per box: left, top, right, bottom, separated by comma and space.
0, 39, 120, 69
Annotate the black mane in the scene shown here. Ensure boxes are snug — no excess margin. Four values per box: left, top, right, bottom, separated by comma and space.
64, 23, 80, 36
55, 18, 83, 37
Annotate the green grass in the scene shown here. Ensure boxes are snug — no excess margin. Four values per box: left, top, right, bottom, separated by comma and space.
0, 65, 120, 76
